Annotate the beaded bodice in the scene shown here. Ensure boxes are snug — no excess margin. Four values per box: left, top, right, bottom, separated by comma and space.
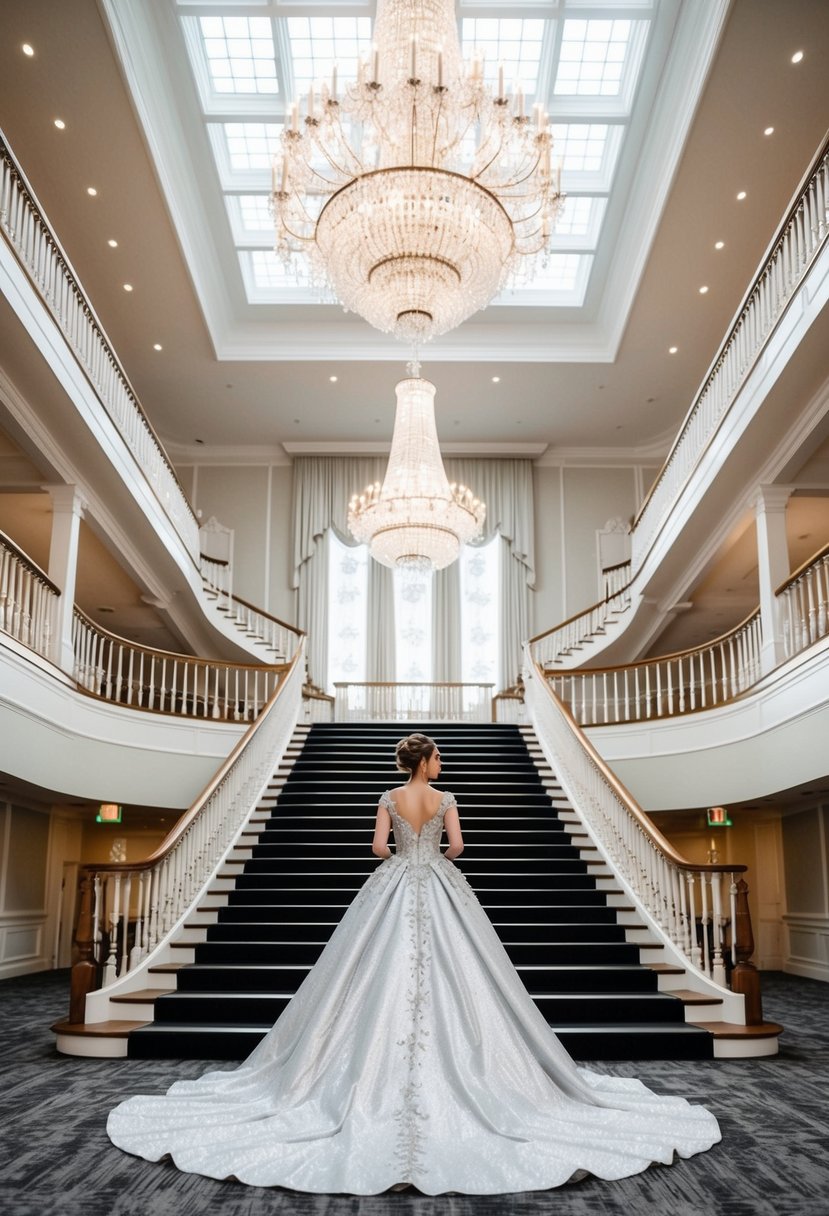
380, 789, 453, 861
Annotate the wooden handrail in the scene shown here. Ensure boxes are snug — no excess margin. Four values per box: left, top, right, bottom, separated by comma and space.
229, 591, 305, 637
0, 528, 61, 595
82, 648, 302, 876
533, 656, 746, 876
632, 129, 829, 533
200, 552, 229, 568
554, 606, 761, 676
334, 680, 494, 688
528, 578, 633, 645
72, 606, 289, 669
602, 558, 631, 574
303, 683, 335, 703
775, 538, 829, 596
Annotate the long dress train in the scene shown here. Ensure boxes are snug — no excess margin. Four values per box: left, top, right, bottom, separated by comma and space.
107, 790, 721, 1194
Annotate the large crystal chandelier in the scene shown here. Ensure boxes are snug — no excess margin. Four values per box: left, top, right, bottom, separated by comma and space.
272, 0, 564, 343
348, 368, 485, 572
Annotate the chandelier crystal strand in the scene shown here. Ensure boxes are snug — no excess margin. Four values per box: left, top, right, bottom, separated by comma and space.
348, 373, 485, 572
272, 0, 564, 342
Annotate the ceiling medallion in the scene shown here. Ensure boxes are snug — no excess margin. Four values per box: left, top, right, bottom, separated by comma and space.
272, 0, 564, 344
348, 365, 485, 573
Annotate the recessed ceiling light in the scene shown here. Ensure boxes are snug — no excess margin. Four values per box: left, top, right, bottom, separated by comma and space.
123, 283, 133, 292
54, 118, 66, 130
791, 50, 803, 64
22, 43, 34, 57
492, 375, 501, 383
764, 126, 774, 136
668, 346, 678, 354
87, 186, 97, 197
736, 191, 747, 200
153, 343, 162, 351
699, 285, 709, 294
714, 240, 725, 250
107, 238, 118, 248
329, 375, 338, 382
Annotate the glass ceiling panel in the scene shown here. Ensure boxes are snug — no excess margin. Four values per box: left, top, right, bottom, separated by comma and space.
461, 17, 546, 95
199, 15, 278, 95
555, 19, 632, 96
287, 16, 373, 95
222, 122, 283, 171
237, 194, 274, 234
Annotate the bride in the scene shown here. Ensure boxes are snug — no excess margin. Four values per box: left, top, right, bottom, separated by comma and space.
107, 732, 721, 1194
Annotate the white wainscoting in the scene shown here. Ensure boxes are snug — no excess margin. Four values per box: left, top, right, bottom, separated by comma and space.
784, 916, 829, 982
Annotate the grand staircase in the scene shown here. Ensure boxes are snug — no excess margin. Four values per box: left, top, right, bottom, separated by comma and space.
125, 722, 716, 1061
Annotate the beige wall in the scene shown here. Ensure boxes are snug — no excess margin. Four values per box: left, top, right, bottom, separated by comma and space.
781, 803, 829, 982
181, 461, 296, 625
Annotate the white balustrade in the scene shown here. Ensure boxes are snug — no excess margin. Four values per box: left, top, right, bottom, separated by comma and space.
602, 560, 632, 601
0, 530, 59, 660
79, 644, 304, 989
72, 608, 288, 720
302, 686, 336, 722
632, 141, 829, 573
221, 593, 304, 663
525, 653, 746, 987
0, 137, 200, 563
546, 610, 763, 726
779, 543, 829, 659
531, 576, 633, 671
200, 555, 232, 609
334, 682, 494, 722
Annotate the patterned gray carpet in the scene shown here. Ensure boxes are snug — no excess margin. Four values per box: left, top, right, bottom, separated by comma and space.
0, 970, 826, 1216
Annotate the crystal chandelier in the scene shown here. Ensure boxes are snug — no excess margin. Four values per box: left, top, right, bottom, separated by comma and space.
348, 368, 485, 572
272, 0, 564, 343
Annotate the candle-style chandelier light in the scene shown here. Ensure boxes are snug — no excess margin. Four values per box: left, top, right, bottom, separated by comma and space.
272, 0, 564, 344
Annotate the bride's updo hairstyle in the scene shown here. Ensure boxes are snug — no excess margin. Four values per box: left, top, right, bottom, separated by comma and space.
395, 733, 437, 776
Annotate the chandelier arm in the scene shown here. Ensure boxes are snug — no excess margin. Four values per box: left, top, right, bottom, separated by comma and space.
317, 113, 368, 180
276, 218, 318, 244
493, 156, 545, 193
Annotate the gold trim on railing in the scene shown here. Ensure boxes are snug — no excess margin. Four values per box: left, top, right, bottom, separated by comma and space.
84, 647, 302, 876
229, 592, 305, 637
72, 607, 289, 668
533, 656, 747, 876
528, 581, 634, 646
775, 538, 829, 596
0, 527, 61, 595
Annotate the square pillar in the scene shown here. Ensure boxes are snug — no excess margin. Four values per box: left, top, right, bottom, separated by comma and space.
44, 485, 86, 674
754, 485, 792, 675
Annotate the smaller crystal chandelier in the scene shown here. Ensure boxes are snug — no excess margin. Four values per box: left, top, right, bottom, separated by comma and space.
348, 366, 485, 572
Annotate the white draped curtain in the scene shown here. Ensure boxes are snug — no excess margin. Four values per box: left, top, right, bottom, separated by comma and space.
292, 456, 535, 689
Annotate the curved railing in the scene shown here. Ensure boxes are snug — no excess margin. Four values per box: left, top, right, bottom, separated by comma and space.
0, 528, 60, 660
525, 651, 759, 1013
72, 609, 287, 720
778, 540, 829, 660
69, 643, 305, 1016
530, 573, 633, 670
631, 133, 829, 572
201, 558, 304, 662
546, 610, 762, 726
0, 131, 200, 563
334, 681, 494, 722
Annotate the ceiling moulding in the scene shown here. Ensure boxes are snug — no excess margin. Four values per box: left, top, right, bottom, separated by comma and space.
102, 0, 728, 364
536, 440, 672, 467
283, 440, 548, 456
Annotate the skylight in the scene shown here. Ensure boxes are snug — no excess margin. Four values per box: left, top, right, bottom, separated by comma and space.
200, 16, 278, 95
286, 16, 372, 94
180, 2, 654, 314
555, 19, 632, 96
461, 18, 547, 95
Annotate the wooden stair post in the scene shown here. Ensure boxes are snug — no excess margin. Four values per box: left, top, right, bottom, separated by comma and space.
730, 877, 763, 1025
69, 871, 98, 1024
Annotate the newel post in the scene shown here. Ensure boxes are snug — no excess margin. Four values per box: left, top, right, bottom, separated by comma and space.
730, 877, 763, 1024
69, 871, 98, 1024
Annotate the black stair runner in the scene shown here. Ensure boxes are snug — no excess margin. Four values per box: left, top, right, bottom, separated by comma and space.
129, 723, 712, 1061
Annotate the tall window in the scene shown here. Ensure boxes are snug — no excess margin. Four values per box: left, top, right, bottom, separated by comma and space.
460, 535, 501, 691
394, 570, 433, 683
327, 531, 369, 686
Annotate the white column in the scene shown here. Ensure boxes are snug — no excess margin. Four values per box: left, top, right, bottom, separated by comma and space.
755, 485, 792, 674
45, 485, 86, 674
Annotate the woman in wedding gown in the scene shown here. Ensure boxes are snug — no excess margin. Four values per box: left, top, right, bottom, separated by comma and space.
107, 733, 721, 1194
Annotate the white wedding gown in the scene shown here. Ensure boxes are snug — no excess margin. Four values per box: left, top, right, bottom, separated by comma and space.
107, 791, 721, 1194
